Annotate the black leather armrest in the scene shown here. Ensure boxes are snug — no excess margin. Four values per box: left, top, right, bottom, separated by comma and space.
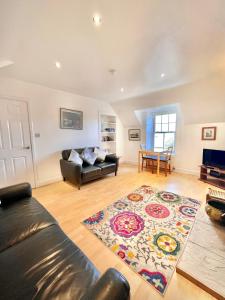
60, 159, 82, 173
60, 159, 82, 185
105, 154, 119, 164
81, 268, 130, 300
0, 183, 32, 207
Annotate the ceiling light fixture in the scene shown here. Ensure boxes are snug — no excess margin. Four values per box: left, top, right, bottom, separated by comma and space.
93, 14, 102, 26
161, 73, 165, 78
55, 61, 61, 69
120, 87, 124, 93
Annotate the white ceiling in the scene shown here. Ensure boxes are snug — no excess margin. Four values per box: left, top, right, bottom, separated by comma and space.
1, 0, 225, 102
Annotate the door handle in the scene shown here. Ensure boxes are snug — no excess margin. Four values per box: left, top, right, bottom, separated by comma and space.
23, 146, 30, 150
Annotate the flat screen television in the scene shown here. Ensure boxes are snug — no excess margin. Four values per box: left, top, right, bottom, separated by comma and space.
203, 149, 225, 170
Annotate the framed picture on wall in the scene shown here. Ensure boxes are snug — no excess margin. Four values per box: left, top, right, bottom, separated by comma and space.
60, 108, 83, 130
128, 129, 141, 141
201, 126, 216, 140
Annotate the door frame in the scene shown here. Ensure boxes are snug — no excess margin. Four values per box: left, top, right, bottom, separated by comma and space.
0, 95, 37, 188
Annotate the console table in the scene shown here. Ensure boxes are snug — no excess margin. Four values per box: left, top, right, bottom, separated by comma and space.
199, 165, 225, 190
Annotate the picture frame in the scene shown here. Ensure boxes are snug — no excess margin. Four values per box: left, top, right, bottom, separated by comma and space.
60, 108, 83, 130
128, 129, 141, 141
201, 126, 216, 140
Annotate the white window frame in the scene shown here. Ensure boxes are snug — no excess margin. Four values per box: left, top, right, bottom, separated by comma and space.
153, 113, 176, 152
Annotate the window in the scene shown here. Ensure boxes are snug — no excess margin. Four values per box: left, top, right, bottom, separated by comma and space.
154, 113, 176, 152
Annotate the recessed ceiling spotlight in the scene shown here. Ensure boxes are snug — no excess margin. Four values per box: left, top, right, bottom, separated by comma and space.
55, 61, 61, 69
161, 73, 165, 78
120, 87, 124, 93
93, 14, 102, 26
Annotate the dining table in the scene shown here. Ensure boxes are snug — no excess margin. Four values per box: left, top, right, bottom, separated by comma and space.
138, 150, 161, 175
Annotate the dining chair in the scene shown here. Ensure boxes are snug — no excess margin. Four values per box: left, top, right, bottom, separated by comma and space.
151, 147, 173, 176
140, 144, 153, 170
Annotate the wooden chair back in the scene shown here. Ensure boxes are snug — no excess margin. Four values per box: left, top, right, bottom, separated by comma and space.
140, 144, 146, 150
162, 146, 173, 161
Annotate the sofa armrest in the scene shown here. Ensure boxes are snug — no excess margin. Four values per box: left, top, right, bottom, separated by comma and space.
105, 155, 119, 174
60, 159, 82, 185
60, 159, 82, 174
81, 268, 130, 300
0, 183, 32, 207
105, 154, 119, 164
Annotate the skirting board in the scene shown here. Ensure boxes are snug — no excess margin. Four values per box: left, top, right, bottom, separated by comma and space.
123, 160, 138, 165
123, 161, 199, 176
175, 168, 199, 176
36, 177, 62, 188
35, 166, 199, 187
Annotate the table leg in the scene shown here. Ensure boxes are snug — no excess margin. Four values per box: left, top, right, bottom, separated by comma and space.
157, 154, 160, 175
138, 151, 140, 172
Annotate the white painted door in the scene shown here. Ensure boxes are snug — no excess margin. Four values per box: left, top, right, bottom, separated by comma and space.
0, 98, 35, 188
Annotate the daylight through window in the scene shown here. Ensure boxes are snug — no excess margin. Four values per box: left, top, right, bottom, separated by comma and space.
154, 113, 176, 152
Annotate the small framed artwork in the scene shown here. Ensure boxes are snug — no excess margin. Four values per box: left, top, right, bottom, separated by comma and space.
128, 129, 141, 141
60, 108, 83, 130
201, 127, 216, 140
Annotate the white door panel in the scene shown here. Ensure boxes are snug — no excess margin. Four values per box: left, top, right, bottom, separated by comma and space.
8, 120, 25, 148
11, 156, 27, 184
0, 98, 34, 188
0, 159, 7, 187
0, 121, 3, 149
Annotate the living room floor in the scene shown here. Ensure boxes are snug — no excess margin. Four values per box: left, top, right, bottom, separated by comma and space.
33, 164, 215, 300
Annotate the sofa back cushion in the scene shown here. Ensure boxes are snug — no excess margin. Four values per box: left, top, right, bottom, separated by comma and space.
0, 225, 99, 300
62, 149, 73, 160
0, 197, 57, 252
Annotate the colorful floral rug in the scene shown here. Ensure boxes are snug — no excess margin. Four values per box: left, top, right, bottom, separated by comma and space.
82, 185, 201, 295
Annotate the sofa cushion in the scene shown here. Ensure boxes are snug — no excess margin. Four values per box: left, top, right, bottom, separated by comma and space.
68, 149, 83, 165
62, 148, 96, 161
95, 162, 116, 174
81, 165, 101, 180
94, 148, 107, 162
0, 197, 57, 252
0, 225, 99, 300
81, 148, 97, 165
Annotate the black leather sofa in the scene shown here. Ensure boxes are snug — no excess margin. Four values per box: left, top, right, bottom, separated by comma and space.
60, 148, 119, 189
0, 183, 130, 300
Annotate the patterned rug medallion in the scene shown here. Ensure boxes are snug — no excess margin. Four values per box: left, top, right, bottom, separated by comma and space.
82, 186, 201, 295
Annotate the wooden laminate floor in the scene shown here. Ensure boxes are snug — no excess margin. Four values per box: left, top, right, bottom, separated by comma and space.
33, 164, 216, 300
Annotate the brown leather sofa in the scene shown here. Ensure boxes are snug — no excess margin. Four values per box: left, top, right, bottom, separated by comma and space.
60, 148, 119, 189
0, 183, 130, 300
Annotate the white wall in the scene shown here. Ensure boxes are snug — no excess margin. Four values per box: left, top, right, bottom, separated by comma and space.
0, 77, 124, 187
112, 72, 225, 174
112, 72, 225, 126
175, 122, 225, 175
0, 73, 224, 183
122, 121, 225, 175
123, 127, 145, 164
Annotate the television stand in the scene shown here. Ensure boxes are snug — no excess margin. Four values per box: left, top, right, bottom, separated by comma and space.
199, 165, 225, 190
